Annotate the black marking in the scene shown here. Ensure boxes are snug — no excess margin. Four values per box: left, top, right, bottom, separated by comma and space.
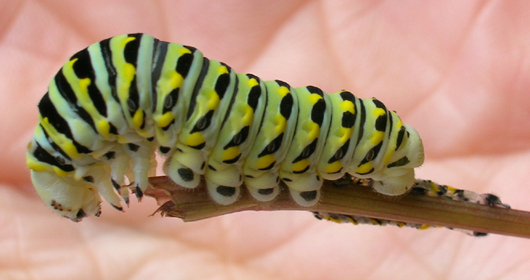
109, 123, 118, 135
147, 137, 154, 142
387, 156, 410, 168
104, 151, 115, 160
99, 38, 118, 102
189, 142, 205, 150
224, 126, 249, 149
208, 164, 217, 171
76, 209, 87, 219
258, 160, 276, 171
178, 168, 194, 182
71, 49, 108, 117
395, 126, 406, 151
258, 188, 275, 195
293, 139, 317, 163
39, 126, 72, 161
220, 74, 240, 128
163, 88, 180, 113
200, 161, 206, 170
123, 35, 141, 118
111, 179, 121, 191
279, 92, 293, 119
300, 190, 318, 202
375, 114, 387, 132
54, 67, 97, 133
214, 66, 231, 99
190, 110, 214, 133
328, 141, 349, 163
135, 185, 143, 200
353, 100, 366, 151
223, 153, 241, 164
283, 177, 292, 182
187, 58, 210, 121
258, 133, 283, 157
311, 98, 326, 125
245, 174, 254, 178
246, 74, 262, 110
38, 94, 91, 154
159, 146, 171, 154
112, 205, 123, 212
293, 165, 310, 174
82, 176, 94, 183
306, 85, 324, 96
217, 186, 236, 197
127, 143, 140, 152
176, 48, 195, 78
33, 143, 74, 172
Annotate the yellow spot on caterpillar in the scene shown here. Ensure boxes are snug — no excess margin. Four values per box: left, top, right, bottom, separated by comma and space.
446, 185, 458, 192
133, 110, 144, 128
78, 78, 91, 92
325, 161, 342, 174
27, 159, 48, 172
430, 181, 441, 193
168, 71, 183, 90
278, 86, 290, 97
292, 159, 309, 173
223, 147, 240, 162
53, 166, 70, 177
418, 224, 432, 230
178, 47, 192, 55
374, 108, 385, 117
248, 78, 259, 87
97, 120, 110, 137
186, 132, 205, 147
396, 222, 405, 228
339, 128, 352, 143
275, 116, 286, 134
346, 216, 358, 225
40, 118, 80, 159
218, 65, 229, 74
206, 89, 220, 110
341, 100, 354, 113
356, 162, 373, 174
371, 131, 384, 144
256, 154, 275, 170
242, 106, 254, 126
309, 94, 322, 104
158, 112, 174, 128
307, 122, 320, 140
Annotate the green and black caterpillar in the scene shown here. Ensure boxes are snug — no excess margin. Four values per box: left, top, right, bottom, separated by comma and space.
26, 33, 424, 221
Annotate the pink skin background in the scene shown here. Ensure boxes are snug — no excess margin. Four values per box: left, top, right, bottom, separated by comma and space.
2, 1, 530, 279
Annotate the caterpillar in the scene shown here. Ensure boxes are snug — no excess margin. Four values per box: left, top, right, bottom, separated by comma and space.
315, 178, 510, 236
26, 33, 424, 221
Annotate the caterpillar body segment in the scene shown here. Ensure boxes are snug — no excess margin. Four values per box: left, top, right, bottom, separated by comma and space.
26, 33, 424, 221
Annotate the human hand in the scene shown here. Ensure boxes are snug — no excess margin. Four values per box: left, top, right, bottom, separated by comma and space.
2, 1, 530, 279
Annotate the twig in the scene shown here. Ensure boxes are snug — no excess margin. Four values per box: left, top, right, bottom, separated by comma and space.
145, 176, 530, 239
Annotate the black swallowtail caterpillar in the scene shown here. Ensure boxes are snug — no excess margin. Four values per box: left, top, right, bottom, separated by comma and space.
316, 178, 510, 236
26, 33, 424, 221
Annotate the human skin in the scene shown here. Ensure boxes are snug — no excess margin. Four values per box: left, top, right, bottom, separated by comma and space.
2, 1, 530, 279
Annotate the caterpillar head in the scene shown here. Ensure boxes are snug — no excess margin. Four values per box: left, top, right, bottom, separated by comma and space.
26, 135, 102, 222
372, 125, 425, 196
30, 170, 101, 222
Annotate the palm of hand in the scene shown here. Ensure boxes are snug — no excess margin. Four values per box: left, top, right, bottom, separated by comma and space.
2, 1, 530, 279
